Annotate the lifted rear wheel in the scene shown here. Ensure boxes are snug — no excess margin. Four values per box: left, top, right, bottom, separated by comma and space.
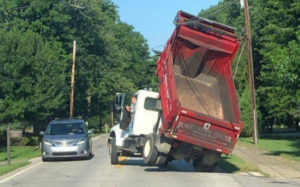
143, 135, 158, 165
193, 151, 221, 172
110, 137, 118, 164
193, 157, 217, 172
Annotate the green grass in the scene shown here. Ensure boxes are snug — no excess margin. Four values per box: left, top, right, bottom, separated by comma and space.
0, 146, 40, 176
0, 146, 41, 162
219, 154, 261, 173
0, 161, 30, 176
239, 137, 300, 162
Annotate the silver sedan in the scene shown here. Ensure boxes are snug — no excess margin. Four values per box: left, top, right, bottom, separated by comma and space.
40, 119, 92, 161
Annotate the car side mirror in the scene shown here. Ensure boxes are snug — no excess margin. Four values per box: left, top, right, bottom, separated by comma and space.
39, 131, 44, 136
88, 130, 93, 135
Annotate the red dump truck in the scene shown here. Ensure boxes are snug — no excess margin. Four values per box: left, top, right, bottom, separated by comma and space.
108, 11, 243, 172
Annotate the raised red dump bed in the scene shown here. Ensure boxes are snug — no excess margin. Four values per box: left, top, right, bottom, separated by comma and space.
157, 11, 243, 154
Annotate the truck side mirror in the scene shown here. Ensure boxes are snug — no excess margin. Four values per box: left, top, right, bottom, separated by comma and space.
114, 94, 123, 111
155, 100, 162, 110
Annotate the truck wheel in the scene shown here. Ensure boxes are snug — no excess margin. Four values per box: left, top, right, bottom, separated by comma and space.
193, 151, 221, 172
110, 137, 118, 164
193, 157, 217, 172
143, 135, 158, 165
156, 155, 168, 166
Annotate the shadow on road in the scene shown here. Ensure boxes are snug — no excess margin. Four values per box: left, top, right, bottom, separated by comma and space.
118, 158, 147, 166
118, 158, 227, 173
217, 157, 240, 173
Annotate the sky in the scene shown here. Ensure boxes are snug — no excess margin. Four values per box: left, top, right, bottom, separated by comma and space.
111, 0, 220, 52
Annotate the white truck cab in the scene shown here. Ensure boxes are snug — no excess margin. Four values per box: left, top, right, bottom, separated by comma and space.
108, 90, 164, 164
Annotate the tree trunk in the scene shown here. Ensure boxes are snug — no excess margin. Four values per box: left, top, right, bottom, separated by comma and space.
99, 113, 102, 132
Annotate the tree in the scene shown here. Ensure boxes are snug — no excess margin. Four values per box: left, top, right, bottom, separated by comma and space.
0, 29, 68, 130
0, 0, 155, 132
199, 0, 300, 132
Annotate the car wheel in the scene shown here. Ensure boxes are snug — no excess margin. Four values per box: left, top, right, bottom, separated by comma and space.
142, 135, 158, 165
89, 142, 93, 156
110, 137, 118, 164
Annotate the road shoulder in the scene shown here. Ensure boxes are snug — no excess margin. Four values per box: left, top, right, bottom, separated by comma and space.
234, 142, 300, 178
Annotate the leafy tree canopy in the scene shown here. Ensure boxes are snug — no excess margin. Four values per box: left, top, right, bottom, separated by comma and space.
0, 0, 156, 131
199, 0, 299, 134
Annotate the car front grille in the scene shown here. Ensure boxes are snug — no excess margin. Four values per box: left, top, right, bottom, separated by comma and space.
53, 140, 77, 147
52, 152, 78, 156
53, 141, 63, 146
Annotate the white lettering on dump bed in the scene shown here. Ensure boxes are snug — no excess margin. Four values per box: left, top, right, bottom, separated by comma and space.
176, 121, 233, 148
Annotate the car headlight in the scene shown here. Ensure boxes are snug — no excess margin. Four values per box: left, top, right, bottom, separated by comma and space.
43, 140, 53, 146
77, 139, 86, 145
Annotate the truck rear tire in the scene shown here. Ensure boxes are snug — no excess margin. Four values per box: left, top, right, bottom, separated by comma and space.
193, 151, 221, 172
110, 137, 118, 165
193, 157, 217, 172
143, 135, 158, 165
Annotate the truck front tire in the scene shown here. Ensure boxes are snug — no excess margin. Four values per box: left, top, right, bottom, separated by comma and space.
143, 135, 158, 165
110, 137, 118, 164
156, 155, 168, 166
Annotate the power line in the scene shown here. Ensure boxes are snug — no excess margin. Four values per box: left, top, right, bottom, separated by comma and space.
151, 44, 164, 50
200, 0, 239, 17
233, 40, 246, 79
179, 0, 240, 27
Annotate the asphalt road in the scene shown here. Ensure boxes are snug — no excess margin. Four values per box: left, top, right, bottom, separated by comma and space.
1, 135, 299, 187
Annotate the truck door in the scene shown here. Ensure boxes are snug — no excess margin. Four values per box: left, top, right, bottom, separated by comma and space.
113, 93, 125, 126
113, 93, 132, 130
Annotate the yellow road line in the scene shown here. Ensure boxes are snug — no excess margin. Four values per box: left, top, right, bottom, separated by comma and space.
114, 156, 129, 168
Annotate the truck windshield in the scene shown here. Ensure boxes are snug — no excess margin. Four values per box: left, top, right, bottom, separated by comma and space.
45, 123, 86, 135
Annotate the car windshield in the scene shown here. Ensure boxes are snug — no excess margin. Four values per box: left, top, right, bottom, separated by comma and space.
45, 123, 86, 135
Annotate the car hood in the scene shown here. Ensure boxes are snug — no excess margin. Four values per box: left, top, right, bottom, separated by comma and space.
44, 134, 86, 141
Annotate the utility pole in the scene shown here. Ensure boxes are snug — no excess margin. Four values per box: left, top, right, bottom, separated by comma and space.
70, 40, 76, 118
243, 0, 258, 144
7, 125, 11, 165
